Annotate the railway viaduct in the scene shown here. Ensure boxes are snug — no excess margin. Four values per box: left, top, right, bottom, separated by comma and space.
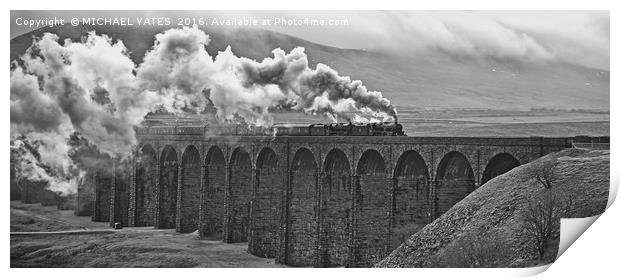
86, 125, 571, 267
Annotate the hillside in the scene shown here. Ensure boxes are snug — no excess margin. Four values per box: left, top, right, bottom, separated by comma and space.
10, 25, 609, 111
376, 148, 609, 268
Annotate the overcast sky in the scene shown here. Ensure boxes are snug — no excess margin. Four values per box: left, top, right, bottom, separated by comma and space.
11, 10, 610, 70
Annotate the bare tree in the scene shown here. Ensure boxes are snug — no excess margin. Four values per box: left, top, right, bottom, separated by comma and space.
522, 190, 572, 261
527, 158, 559, 189
428, 233, 512, 267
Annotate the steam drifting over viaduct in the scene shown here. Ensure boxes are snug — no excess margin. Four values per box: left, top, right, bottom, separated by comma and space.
84, 125, 571, 267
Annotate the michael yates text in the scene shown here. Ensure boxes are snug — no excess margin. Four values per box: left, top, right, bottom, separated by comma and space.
79, 17, 171, 26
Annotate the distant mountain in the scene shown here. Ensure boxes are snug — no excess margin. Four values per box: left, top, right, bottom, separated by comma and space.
10, 25, 610, 111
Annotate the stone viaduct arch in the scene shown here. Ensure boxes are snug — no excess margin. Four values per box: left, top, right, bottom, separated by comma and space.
250, 147, 282, 258
481, 153, 521, 185
227, 147, 252, 243
286, 147, 319, 266
391, 150, 430, 249
201, 145, 226, 239
111, 161, 131, 227
354, 149, 389, 266
92, 165, 113, 222
179, 145, 201, 233
435, 151, 475, 217
134, 144, 157, 227
158, 145, 178, 229
319, 148, 352, 267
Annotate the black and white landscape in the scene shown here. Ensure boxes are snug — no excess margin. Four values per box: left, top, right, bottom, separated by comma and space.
9, 10, 610, 269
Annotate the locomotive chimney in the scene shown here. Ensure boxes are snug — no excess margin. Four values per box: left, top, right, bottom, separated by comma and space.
394, 115, 398, 124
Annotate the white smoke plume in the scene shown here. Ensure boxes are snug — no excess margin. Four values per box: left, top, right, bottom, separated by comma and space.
12, 32, 160, 155
137, 26, 397, 125
137, 27, 215, 113
10, 26, 398, 194
352, 114, 382, 124
10, 32, 157, 194
224, 46, 397, 123
10, 138, 80, 195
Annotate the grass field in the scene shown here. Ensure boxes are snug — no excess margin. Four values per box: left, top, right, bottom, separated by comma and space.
10, 202, 282, 268
270, 108, 609, 137
10, 202, 108, 232
11, 230, 281, 268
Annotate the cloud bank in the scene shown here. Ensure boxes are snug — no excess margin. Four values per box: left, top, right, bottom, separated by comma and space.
266, 11, 609, 70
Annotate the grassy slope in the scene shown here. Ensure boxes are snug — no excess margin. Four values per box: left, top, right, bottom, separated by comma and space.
376, 148, 609, 268
10, 25, 609, 110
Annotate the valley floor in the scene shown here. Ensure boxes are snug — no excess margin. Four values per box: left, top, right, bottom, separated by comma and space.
10, 202, 282, 268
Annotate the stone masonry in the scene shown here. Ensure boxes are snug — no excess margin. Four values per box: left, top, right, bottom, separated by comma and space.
93, 126, 574, 267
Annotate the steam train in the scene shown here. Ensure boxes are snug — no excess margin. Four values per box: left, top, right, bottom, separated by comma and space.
141, 119, 405, 137
273, 121, 405, 136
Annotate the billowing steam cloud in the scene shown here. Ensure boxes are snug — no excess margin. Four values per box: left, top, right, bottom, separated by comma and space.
11, 138, 80, 195
234, 47, 396, 122
10, 26, 397, 194
11, 32, 159, 155
11, 32, 162, 194
137, 26, 396, 124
